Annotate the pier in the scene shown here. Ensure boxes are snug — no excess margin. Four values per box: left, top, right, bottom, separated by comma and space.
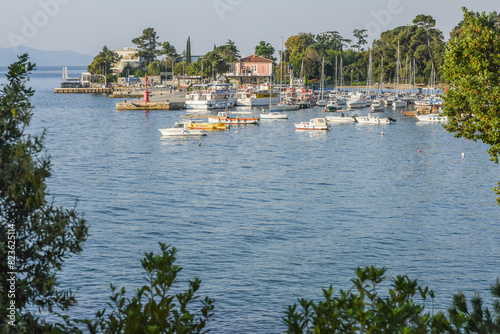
54, 87, 112, 94
116, 91, 185, 111
116, 101, 184, 110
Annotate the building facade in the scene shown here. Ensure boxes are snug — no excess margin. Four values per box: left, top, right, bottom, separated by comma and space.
225, 54, 274, 88
111, 47, 144, 74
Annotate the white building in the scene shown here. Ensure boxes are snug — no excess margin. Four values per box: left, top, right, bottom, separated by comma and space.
111, 47, 144, 74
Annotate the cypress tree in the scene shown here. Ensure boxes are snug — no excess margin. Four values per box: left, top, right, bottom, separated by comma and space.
186, 36, 191, 64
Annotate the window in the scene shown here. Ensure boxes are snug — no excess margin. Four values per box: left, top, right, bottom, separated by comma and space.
251, 65, 257, 73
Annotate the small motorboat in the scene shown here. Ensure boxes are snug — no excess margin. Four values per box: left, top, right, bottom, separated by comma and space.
260, 111, 288, 119
294, 118, 329, 130
415, 114, 448, 123
325, 100, 343, 112
185, 121, 229, 130
355, 114, 396, 124
370, 99, 385, 112
158, 122, 207, 136
208, 111, 260, 125
325, 112, 357, 124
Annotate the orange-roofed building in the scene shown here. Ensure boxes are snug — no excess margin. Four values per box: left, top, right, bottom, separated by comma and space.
225, 53, 274, 88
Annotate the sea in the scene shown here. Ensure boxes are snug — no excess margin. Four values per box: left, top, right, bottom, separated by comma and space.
1, 66, 499, 333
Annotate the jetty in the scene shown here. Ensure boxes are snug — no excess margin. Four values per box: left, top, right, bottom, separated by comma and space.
116, 91, 185, 111
54, 87, 112, 94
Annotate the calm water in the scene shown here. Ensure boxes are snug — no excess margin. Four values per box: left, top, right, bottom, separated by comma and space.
2, 66, 499, 333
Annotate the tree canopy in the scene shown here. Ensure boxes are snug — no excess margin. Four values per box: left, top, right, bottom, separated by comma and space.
442, 7, 500, 205
0, 54, 88, 332
284, 266, 500, 333
255, 41, 276, 61
87, 45, 121, 76
82, 244, 214, 334
132, 27, 160, 65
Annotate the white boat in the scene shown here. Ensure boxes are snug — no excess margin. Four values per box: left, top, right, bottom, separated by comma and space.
392, 99, 407, 109
325, 100, 343, 112
158, 122, 207, 136
295, 118, 329, 130
185, 84, 236, 110
355, 114, 396, 124
346, 92, 369, 108
325, 112, 357, 124
276, 101, 299, 110
370, 99, 385, 112
208, 111, 260, 125
235, 85, 280, 106
415, 114, 448, 123
260, 111, 288, 119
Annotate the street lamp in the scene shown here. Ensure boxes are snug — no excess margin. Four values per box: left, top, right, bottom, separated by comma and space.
166, 54, 184, 98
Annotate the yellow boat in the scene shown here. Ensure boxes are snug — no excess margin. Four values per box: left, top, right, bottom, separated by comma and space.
185, 121, 229, 130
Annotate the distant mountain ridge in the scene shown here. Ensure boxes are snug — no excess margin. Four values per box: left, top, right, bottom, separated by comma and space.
0, 46, 92, 66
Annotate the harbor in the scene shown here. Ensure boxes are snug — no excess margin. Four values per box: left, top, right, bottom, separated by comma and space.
25, 67, 499, 333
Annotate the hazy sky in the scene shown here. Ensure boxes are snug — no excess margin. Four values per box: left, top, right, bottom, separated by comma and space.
1, 0, 498, 57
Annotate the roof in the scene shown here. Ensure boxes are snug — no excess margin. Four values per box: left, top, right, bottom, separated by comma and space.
237, 55, 274, 63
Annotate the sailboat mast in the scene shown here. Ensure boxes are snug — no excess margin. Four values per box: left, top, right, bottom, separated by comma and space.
280, 36, 283, 103
335, 56, 338, 91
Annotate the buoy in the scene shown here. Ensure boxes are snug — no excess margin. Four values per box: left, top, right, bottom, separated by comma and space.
381, 131, 384, 136
401, 110, 403, 113
198, 142, 201, 147
462, 152, 465, 158
418, 149, 421, 153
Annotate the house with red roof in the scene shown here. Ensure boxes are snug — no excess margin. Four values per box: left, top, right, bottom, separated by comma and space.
224, 53, 274, 88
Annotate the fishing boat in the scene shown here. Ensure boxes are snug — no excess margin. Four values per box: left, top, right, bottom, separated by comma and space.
294, 118, 329, 130
208, 111, 260, 125
185, 121, 229, 130
158, 122, 207, 136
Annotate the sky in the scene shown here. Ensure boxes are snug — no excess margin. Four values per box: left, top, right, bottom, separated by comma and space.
1, 0, 498, 58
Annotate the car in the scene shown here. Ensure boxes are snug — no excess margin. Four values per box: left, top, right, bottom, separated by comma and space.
155, 84, 167, 88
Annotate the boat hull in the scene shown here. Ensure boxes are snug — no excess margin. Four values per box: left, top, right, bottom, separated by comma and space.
158, 128, 207, 136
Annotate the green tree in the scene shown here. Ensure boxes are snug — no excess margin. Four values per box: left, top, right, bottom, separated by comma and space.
372, 15, 445, 84
87, 45, 121, 75
83, 243, 214, 334
442, 7, 500, 205
0, 54, 88, 332
132, 27, 160, 65
255, 41, 276, 61
446, 280, 500, 332
284, 266, 449, 333
186, 36, 192, 64
285, 33, 316, 78
215, 39, 239, 62
353, 28, 368, 52
146, 60, 164, 76
160, 41, 179, 59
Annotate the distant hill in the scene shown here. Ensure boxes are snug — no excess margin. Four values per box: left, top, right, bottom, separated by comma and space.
0, 46, 92, 66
